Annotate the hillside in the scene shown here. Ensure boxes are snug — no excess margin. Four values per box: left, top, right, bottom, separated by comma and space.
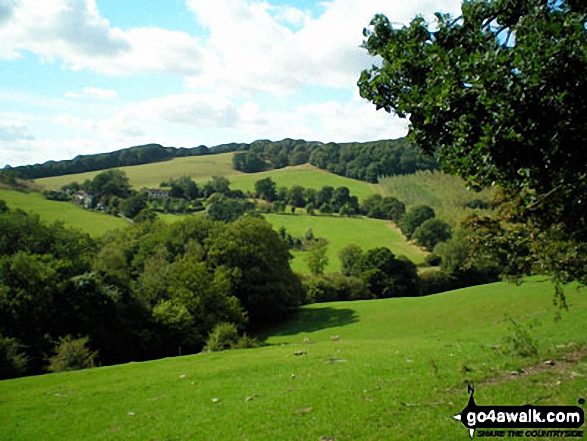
35, 155, 378, 203
264, 214, 427, 273
379, 170, 496, 226
1, 279, 584, 440
35, 153, 243, 190
0, 189, 127, 236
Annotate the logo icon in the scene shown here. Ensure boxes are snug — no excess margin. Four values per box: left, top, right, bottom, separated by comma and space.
453, 386, 585, 438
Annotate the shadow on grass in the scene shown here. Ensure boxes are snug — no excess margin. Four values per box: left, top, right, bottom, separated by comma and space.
262, 306, 358, 342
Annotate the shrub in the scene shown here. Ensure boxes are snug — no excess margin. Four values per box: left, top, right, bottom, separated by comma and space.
233, 334, 260, 349
302, 274, 369, 303
501, 316, 540, 357
0, 335, 28, 379
418, 269, 455, 296
47, 336, 98, 373
424, 253, 442, 266
413, 218, 452, 251
203, 322, 240, 352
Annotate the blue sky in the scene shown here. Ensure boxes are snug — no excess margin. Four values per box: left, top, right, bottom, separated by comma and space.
0, 0, 461, 167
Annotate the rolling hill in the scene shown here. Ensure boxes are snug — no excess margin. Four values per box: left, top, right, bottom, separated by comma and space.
263, 213, 427, 273
379, 170, 496, 226
1, 279, 584, 440
35, 153, 242, 190
0, 189, 127, 237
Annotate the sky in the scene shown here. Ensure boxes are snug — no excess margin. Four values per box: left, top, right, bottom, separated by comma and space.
0, 0, 462, 167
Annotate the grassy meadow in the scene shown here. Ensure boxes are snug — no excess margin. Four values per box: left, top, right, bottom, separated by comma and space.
35, 153, 242, 190
1, 279, 585, 440
0, 189, 127, 237
230, 164, 378, 202
263, 213, 427, 273
378, 171, 496, 225
35, 155, 376, 202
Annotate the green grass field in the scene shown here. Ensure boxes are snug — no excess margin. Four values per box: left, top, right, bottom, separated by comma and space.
35, 153, 242, 190
0, 189, 127, 237
378, 171, 496, 225
230, 164, 378, 202
35, 156, 376, 203
1, 279, 585, 440
264, 214, 429, 273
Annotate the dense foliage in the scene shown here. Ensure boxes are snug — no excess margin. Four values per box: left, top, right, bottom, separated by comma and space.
0, 203, 302, 379
359, 0, 587, 290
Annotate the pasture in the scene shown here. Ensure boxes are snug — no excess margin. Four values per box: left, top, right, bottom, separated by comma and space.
0, 189, 127, 237
378, 171, 496, 225
35, 153, 242, 190
1, 279, 585, 440
35, 155, 376, 204
230, 164, 378, 202
263, 213, 428, 273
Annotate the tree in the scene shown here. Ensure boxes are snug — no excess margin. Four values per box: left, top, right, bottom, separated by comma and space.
400, 205, 435, 239
233, 151, 266, 173
339, 244, 363, 277
255, 177, 277, 202
90, 169, 131, 201
288, 186, 307, 208
120, 192, 148, 219
305, 242, 329, 276
412, 218, 452, 251
359, 1, 587, 289
316, 186, 334, 207
332, 187, 351, 212
207, 217, 303, 326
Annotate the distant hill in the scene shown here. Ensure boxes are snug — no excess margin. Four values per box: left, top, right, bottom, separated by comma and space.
8, 138, 438, 183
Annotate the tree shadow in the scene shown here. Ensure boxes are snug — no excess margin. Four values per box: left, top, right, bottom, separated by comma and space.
263, 307, 358, 341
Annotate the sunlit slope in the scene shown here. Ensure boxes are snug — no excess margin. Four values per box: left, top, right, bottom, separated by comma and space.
230, 164, 378, 202
378, 170, 496, 225
1, 279, 584, 440
36, 153, 242, 189
0, 189, 127, 236
264, 213, 427, 273
36, 155, 376, 202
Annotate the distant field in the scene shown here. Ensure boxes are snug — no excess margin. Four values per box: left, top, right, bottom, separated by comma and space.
264, 214, 427, 273
35, 156, 375, 203
0, 189, 127, 236
231, 164, 378, 202
35, 153, 242, 190
1, 279, 584, 440
378, 170, 496, 225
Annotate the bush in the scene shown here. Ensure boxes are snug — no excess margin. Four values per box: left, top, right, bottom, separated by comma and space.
0, 335, 28, 379
47, 336, 98, 373
413, 218, 452, 251
424, 253, 442, 266
233, 334, 260, 349
302, 274, 369, 303
203, 322, 240, 352
418, 269, 455, 296
501, 316, 539, 357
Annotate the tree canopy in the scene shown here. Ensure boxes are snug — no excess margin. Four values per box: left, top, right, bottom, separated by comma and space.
359, 0, 587, 288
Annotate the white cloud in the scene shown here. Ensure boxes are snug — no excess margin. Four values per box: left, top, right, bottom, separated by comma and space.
184, 0, 462, 96
0, 122, 34, 141
0, 0, 462, 166
65, 87, 118, 100
0, 0, 210, 75
133, 94, 239, 128
1, 0, 462, 85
